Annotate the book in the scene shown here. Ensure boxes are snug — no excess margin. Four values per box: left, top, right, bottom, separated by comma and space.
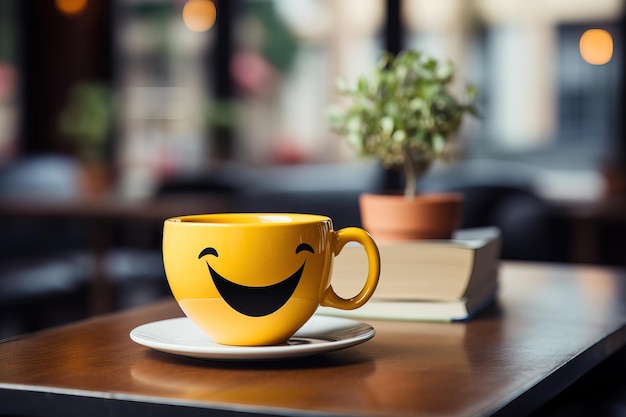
319, 227, 501, 322
330, 226, 501, 301
317, 273, 498, 322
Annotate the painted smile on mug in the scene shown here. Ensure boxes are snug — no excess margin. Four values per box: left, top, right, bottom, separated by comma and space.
198, 243, 315, 317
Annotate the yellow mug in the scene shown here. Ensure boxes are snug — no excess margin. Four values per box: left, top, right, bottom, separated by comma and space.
163, 213, 380, 346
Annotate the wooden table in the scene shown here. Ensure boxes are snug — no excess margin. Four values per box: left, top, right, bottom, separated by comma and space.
0, 194, 234, 221
1, 262, 626, 417
0, 194, 233, 314
554, 196, 626, 264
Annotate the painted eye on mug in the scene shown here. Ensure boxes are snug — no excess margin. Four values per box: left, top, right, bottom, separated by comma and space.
296, 243, 314, 254
198, 247, 219, 259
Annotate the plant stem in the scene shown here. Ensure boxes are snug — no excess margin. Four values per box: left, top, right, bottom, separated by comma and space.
403, 158, 417, 199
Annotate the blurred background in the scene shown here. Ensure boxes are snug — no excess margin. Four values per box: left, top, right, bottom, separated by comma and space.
1, 0, 626, 337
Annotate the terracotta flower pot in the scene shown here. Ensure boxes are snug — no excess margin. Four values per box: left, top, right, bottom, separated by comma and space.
359, 192, 464, 241
80, 163, 111, 196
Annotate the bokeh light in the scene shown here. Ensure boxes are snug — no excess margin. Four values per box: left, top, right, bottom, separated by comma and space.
55, 0, 88, 15
182, 0, 217, 33
579, 29, 613, 65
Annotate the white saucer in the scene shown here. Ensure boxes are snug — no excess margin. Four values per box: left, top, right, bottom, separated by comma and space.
130, 315, 374, 361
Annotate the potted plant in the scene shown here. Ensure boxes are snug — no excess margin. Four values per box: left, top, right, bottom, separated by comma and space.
327, 50, 478, 241
59, 82, 113, 194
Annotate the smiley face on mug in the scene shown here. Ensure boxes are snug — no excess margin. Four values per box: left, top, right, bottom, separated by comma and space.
197, 242, 317, 317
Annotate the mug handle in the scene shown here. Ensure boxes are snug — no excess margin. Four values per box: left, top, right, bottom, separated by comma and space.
320, 227, 380, 310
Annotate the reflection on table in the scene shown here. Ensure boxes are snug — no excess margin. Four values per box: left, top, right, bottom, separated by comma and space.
2, 262, 626, 416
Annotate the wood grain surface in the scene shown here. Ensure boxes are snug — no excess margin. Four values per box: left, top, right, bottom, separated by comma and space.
2, 262, 626, 417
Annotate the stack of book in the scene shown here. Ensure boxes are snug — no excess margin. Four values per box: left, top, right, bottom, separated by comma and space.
318, 227, 501, 322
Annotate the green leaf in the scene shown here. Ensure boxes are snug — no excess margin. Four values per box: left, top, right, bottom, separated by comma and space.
437, 63, 455, 82
384, 101, 399, 117
432, 134, 446, 153
410, 98, 424, 111
466, 84, 479, 100
346, 116, 361, 133
392, 130, 406, 142
325, 105, 344, 121
380, 117, 394, 135
335, 78, 351, 94
346, 132, 362, 148
357, 77, 368, 95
